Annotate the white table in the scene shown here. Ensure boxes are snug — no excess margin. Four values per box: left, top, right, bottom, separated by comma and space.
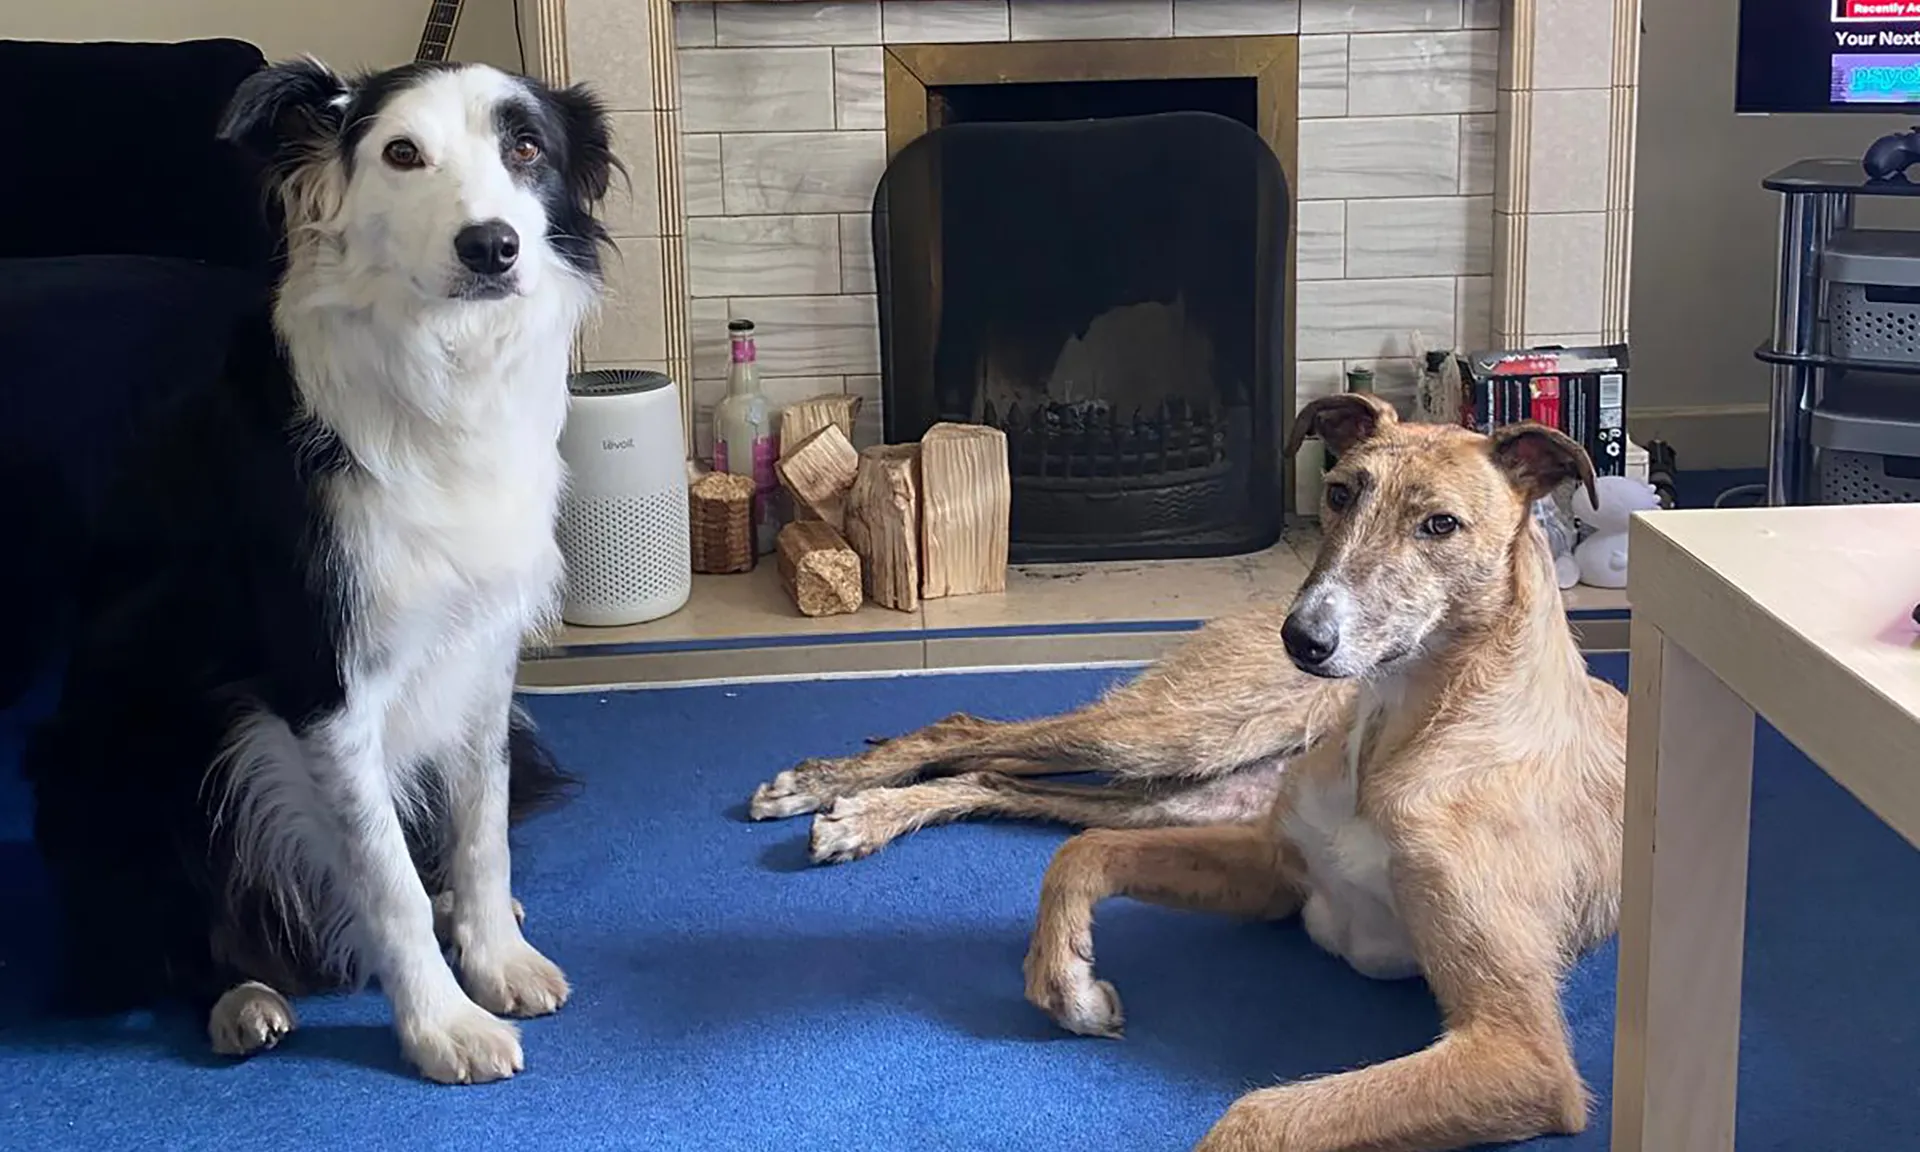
1611, 505, 1920, 1151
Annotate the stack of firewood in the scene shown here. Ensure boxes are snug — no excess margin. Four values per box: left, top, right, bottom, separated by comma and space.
766, 394, 1010, 618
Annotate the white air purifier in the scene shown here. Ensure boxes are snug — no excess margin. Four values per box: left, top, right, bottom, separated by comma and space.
556, 369, 693, 627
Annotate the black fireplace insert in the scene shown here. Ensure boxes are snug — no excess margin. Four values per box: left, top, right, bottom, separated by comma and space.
873, 101, 1289, 564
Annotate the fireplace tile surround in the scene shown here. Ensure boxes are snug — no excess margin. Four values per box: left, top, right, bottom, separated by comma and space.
509, 0, 1640, 684
523, 0, 1638, 489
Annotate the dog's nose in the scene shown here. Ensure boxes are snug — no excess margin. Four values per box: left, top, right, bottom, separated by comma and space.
1281, 611, 1340, 667
454, 219, 520, 275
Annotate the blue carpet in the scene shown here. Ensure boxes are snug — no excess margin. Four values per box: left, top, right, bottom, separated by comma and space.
2, 657, 1917, 1151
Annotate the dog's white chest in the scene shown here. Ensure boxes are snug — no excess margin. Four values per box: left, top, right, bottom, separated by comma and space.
1281, 686, 1422, 981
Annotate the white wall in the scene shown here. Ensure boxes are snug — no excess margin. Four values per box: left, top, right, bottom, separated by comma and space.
0, 0, 525, 72
1631, 0, 1918, 467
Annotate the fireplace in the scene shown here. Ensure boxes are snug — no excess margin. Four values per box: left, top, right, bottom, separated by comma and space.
874, 39, 1298, 564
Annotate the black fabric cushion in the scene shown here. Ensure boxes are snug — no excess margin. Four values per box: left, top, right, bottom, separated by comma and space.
0, 38, 272, 268
0, 255, 266, 705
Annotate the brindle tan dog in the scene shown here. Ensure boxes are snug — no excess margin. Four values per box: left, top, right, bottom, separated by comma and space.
754, 393, 1628, 1152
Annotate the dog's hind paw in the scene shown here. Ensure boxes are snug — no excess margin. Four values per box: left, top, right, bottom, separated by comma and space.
400, 1000, 524, 1085
460, 939, 571, 1019
1024, 948, 1126, 1039
750, 761, 840, 820
808, 793, 899, 864
208, 981, 297, 1057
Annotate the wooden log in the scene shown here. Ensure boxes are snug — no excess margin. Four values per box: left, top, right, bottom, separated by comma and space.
775, 424, 859, 531
776, 520, 863, 617
688, 471, 757, 575
778, 392, 863, 458
918, 421, 1010, 599
844, 444, 921, 613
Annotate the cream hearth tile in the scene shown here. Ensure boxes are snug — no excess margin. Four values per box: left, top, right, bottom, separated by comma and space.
1296, 360, 1347, 407
1174, 0, 1300, 36
683, 135, 726, 217
1524, 331, 1602, 347
883, 0, 1011, 42
1523, 89, 1611, 213
1460, 112, 1497, 195
1532, 0, 1614, 90
714, 2, 881, 47
601, 112, 660, 238
835, 47, 885, 129
1454, 275, 1493, 350
1346, 31, 1498, 117
1520, 212, 1606, 336
728, 295, 881, 375
1344, 195, 1492, 278
846, 374, 884, 447
565, 0, 655, 112
674, 2, 717, 48
721, 131, 887, 215
1464, 0, 1500, 28
582, 238, 667, 364
1010, 0, 1173, 40
1298, 116, 1460, 199
680, 48, 836, 133
1295, 277, 1455, 359
1298, 35, 1349, 118
691, 297, 731, 380
687, 216, 842, 297
921, 544, 1310, 630
1299, 0, 1463, 34
763, 376, 852, 412
840, 213, 876, 292
1296, 201, 1346, 280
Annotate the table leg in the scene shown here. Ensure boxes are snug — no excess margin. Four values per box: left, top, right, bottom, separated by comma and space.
1611, 620, 1757, 1152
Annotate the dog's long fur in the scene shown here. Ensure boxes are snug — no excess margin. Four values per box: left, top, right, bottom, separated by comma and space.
25, 58, 616, 1083
754, 396, 1627, 1151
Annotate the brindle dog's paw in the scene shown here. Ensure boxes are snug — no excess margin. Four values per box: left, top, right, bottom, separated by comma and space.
750, 759, 844, 820
807, 793, 898, 864
1023, 942, 1126, 1039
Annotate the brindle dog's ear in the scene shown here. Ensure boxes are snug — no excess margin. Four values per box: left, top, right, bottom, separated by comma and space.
1489, 421, 1597, 507
1285, 393, 1399, 459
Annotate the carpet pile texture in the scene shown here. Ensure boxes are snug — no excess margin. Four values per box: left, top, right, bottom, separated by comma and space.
1, 656, 1915, 1150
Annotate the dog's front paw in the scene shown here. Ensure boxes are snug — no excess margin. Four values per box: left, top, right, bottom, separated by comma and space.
749, 759, 843, 820
808, 793, 898, 864
400, 999, 524, 1085
1023, 937, 1125, 1039
460, 938, 571, 1019
208, 981, 297, 1057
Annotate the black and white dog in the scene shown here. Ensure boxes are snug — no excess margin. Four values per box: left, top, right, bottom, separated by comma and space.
24, 58, 617, 1084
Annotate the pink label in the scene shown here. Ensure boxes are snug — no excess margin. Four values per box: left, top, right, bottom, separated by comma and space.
730, 338, 757, 364
712, 441, 728, 475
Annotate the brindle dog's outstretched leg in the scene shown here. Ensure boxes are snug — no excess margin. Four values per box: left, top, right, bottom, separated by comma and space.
751, 607, 1354, 859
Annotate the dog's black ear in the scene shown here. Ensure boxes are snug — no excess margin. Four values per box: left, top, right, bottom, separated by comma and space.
1286, 393, 1398, 459
549, 82, 620, 207
1490, 422, 1597, 506
218, 57, 352, 161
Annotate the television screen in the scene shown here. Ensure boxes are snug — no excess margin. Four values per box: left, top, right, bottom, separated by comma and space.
1739, 1, 1920, 112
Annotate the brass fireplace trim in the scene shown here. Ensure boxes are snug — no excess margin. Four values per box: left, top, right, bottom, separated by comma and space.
879, 35, 1300, 491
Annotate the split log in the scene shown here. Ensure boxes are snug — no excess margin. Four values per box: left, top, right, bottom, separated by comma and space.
775, 424, 859, 531
779, 393, 863, 458
688, 471, 757, 575
776, 520, 863, 617
844, 444, 921, 613
918, 422, 1010, 599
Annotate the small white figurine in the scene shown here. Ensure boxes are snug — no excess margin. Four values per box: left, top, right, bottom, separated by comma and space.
1568, 476, 1662, 589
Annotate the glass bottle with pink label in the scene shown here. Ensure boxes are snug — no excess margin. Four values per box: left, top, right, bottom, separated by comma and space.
712, 317, 777, 554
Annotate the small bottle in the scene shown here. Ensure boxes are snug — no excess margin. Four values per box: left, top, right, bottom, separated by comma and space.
712, 318, 777, 554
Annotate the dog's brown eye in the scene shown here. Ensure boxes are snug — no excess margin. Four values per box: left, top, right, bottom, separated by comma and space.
1422, 513, 1460, 537
1324, 483, 1353, 513
512, 136, 541, 164
383, 138, 423, 169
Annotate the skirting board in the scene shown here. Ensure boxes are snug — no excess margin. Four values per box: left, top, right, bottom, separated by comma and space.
1628, 404, 1769, 471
